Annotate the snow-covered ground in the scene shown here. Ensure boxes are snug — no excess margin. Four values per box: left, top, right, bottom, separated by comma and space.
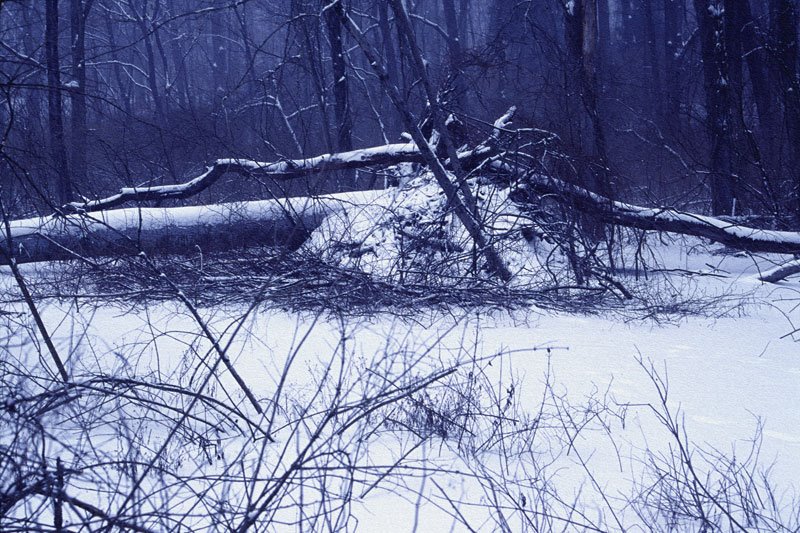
2, 238, 798, 531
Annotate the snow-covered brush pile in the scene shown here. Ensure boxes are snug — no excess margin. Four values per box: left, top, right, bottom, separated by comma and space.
20, 167, 755, 316
304, 170, 551, 287
299, 169, 692, 311
39, 170, 584, 313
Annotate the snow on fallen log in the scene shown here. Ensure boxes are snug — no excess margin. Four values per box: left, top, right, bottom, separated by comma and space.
302, 172, 541, 284
7, 132, 800, 267
2, 190, 386, 265
65, 143, 424, 213
757, 259, 800, 283
507, 167, 800, 255
62, 141, 502, 214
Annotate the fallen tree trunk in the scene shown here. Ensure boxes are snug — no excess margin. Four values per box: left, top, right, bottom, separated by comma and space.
61, 137, 800, 256
5, 142, 800, 269
508, 169, 800, 255
3, 190, 386, 265
63, 145, 423, 213
757, 259, 800, 283
62, 141, 500, 215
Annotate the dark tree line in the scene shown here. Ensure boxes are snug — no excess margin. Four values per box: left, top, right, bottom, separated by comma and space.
1, 0, 799, 220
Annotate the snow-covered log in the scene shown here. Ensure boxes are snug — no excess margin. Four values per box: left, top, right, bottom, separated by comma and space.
509, 169, 800, 255
757, 259, 800, 283
62, 141, 503, 214
2, 191, 386, 265
7, 138, 800, 266
63, 144, 421, 213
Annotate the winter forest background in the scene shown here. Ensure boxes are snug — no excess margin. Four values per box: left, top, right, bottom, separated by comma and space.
1, 1, 800, 532
1, 0, 798, 218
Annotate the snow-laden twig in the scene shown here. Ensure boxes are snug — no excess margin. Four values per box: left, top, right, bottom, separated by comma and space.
492, 106, 517, 138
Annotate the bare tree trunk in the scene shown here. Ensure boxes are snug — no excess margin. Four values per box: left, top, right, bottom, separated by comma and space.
694, 0, 738, 215
54, 458, 65, 532
46, 0, 73, 204
234, 2, 259, 87
582, 0, 611, 195
348, 2, 513, 281
291, 0, 333, 152
597, 0, 612, 72
378, 1, 398, 85
726, 0, 781, 217
618, 0, 635, 45
69, 0, 91, 190
323, 0, 353, 152
166, 0, 192, 109
378, 1, 401, 134
643, 0, 662, 112
768, 0, 800, 216
441, 0, 466, 110
663, 0, 682, 130
210, 1, 228, 107
736, 0, 773, 131
132, 1, 166, 123
564, 0, 612, 199
104, 12, 132, 117
458, 0, 471, 48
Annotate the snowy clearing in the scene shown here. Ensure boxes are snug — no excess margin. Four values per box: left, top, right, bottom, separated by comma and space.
2, 240, 798, 531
